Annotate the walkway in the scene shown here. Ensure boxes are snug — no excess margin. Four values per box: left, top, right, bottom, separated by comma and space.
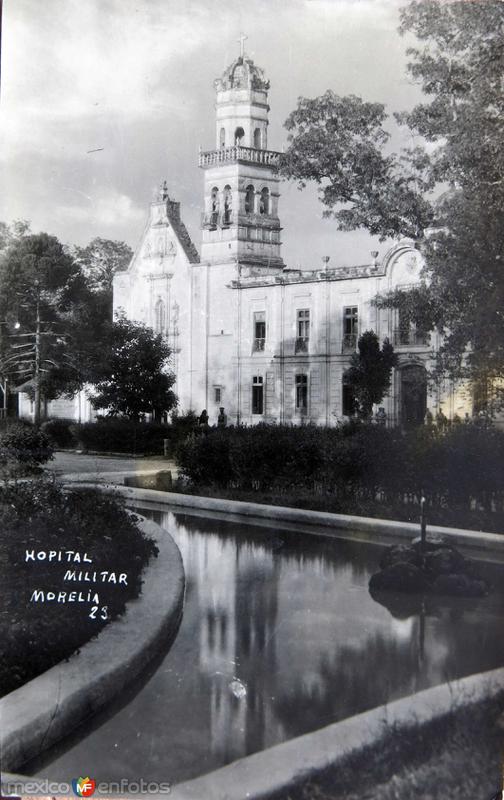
45, 451, 179, 484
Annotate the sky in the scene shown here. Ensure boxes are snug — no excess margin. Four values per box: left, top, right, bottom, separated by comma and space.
0, 0, 424, 268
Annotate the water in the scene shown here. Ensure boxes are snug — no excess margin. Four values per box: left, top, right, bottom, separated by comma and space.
24, 508, 504, 785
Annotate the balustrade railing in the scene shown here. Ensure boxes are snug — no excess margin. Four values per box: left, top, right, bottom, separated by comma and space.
199, 146, 281, 168
394, 328, 430, 347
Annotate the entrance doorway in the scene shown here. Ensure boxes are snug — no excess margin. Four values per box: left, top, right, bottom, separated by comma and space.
400, 365, 427, 427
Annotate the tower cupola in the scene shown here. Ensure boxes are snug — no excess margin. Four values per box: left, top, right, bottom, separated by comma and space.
198, 40, 284, 271
214, 48, 270, 150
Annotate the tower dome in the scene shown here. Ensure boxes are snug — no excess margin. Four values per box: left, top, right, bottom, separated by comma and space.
214, 55, 270, 93
212, 50, 270, 151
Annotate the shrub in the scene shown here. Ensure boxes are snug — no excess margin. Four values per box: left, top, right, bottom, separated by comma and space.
177, 428, 234, 487
74, 418, 168, 454
176, 421, 504, 523
41, 418, 77, 449
1, 479, 158, 696
0, 422, 53, 473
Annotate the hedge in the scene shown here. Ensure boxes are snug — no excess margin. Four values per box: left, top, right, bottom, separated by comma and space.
40, 411, 201, 455
176, 421, 504, 517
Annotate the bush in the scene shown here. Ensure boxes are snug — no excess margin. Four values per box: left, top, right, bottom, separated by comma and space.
41, 418, 77, 449
0, 422, 53, 473
0, 479, 158, 696
176, 421, 504, 526
74, 418, 169, 455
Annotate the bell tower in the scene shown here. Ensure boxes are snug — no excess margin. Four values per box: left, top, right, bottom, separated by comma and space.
199, 39, 284, 271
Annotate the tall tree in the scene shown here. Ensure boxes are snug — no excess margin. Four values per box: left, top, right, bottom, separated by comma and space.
89, 316, 177, 421
280, 1, 504, 400
344, 331, 398, 420
0, 232, 89, 418
73, 237, 133, 298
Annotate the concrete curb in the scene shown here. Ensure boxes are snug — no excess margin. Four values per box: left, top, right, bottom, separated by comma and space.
0, 518, 185, 772
169, 667, 504, 800
70, 482, 504, 556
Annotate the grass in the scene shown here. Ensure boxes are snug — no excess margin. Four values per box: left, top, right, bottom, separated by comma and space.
0, 479, 158, 697
269, 694, 504, 800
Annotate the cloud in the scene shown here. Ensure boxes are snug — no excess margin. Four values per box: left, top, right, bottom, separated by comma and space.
1, 0, 422, 265
0, 0, 207, 161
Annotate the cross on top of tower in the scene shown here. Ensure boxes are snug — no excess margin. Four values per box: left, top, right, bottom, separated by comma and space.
237, 32, 248, 58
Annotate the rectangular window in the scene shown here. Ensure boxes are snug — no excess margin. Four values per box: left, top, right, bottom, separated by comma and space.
214, 386, 222, 404
342, 306, 358, 352
253, 311, 266, 351
342, 380, 356, 417
295, 374, 308, 413
296, 308, 310, 353
252, 376, 264, 415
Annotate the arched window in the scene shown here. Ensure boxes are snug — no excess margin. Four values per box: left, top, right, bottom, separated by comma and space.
219, 128, 226, 148
157, 236, 165, 255
259, 187, 269, 215
234, 126, 245, 145
211, 187, 219, 212
155, 299, 166, 334
244, 184, 255, 214
223, 185, 232, 225
253, 127, 261, 149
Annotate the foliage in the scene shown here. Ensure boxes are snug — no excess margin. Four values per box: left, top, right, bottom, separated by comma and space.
279, 91, 434, 240
0, 421, 53, 473
0, 230, 90, 403
73, 237, 132, 295
0, 220, 31, 251
41, 418, 78, 449
344, 331, 398, 419
0, 479, 158, 696
74, 418, 169, 455
177, 421, 504, 530
88, 315, 178, 421
280, 0, 504, 393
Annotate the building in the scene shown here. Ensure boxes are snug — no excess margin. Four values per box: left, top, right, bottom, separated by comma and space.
113, 48, 474, 428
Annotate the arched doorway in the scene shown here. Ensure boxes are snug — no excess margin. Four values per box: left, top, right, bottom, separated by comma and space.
400, 364, 427, 427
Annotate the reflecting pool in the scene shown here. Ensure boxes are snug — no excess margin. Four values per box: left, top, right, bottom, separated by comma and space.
24, 508, 504, 785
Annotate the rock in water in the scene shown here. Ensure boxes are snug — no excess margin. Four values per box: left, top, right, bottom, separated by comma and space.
369, 562, 430, 593
424, 547, 467, 577
379, 544, 420, 570
431, 573, 487, 597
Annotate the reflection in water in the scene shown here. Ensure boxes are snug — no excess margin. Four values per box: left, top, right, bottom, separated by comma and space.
24, 510, 504, 785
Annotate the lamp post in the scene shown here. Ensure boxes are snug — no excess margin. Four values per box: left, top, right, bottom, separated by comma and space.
33, 279, 42, 426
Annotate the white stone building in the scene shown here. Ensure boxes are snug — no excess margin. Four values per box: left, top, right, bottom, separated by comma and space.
113, 50, 472, 428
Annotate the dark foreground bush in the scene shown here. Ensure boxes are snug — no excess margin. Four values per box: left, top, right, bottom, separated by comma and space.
0, 480, 158, 697
0, 421, 53, 473
41, 417, 77, 449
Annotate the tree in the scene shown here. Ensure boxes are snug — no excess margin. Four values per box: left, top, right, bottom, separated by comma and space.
73, 237, 132, 300
344, 332, 398, 420
89, 316, 177, 421
0, 231, 90, 419
279, 92, 434, 240
280, 1, 504, 397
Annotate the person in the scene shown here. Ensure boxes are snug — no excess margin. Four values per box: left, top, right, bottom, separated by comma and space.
217, 407, 227, 427
375, 407, 387, 426
198, 409, 209, 426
